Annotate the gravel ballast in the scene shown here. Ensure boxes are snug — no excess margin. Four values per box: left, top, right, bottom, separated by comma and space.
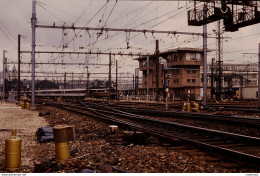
0, 102, 259, 173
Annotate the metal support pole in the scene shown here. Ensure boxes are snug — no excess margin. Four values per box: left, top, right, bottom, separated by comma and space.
132, 74, 135, 96
64, 72, 66, 89
240, 73, 243, 99
18, 35, 21, 102
31, 0, 36, 106
72, 72, 73, 89
3, 50, 6, 100
258, 43, 260, 104
135, 69, 137, 98
116, 60, 118, 101
136, 68, 139, 100
203, 5, 208, 106
211, 58, 215, 100
163, 67, 166, 102
78, 77, 80, 88
216, 20, 223, 101
87, 67, 89, 97
146, 56, 149, 101
109, 53, 111, 101
155, 40, 159, 102
166, 93, 168, 110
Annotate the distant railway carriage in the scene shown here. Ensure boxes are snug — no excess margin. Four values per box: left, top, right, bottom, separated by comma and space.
34, 88, 116, 99
35, 89, 86, 97
88, 88, 116, 99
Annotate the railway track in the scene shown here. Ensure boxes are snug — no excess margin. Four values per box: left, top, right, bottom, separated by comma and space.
113, 101, 182, 110
89, 101, 260, 128
44, 101, 260, 169
207, 105, 260, 113
115, 100, 260, 113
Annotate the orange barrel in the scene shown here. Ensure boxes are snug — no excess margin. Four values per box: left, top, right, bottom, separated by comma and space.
53, 125, 70, 160
5, 131, 21, 171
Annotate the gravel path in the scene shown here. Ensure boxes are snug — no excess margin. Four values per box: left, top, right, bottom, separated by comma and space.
0, 102, 49, 172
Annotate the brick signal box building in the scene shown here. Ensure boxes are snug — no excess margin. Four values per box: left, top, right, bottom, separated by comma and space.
135, 48, 206, 101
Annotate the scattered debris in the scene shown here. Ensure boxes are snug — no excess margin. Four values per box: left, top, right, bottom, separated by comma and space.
122, 131, 147, 145
36, 126, 54, 143
39, 111, 51, 117
70, 149, 79, 157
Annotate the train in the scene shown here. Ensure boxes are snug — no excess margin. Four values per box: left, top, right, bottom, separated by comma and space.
34, 88, 116, 99
35, 89, 86, 97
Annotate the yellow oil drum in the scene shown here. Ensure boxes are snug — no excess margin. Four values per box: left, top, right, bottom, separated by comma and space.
186, 102, 191, 112
25, 102, 30, 110
5, 131, 21, 171
194, 103, 199, 112
20, 102, 25, 109
55, 142, 70, 160
182, 102, 186, 111
53, 125, 70, 160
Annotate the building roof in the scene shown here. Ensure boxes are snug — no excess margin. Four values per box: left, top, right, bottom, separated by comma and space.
133, 47, 212, 60
160, 47, 207, 54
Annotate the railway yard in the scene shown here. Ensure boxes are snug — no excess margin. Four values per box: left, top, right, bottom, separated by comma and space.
0, 99, 260, 173
1, 0, 260, 173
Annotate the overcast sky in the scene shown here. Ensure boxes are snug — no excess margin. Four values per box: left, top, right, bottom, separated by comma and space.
0, 0, 259, 81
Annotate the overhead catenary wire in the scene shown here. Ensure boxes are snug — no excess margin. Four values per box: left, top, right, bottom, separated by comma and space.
13, 0, 259, 85
21, 0, 199, 78
0, 25, 17, 49
66, 0, 111, 46
55, 1, 194, 55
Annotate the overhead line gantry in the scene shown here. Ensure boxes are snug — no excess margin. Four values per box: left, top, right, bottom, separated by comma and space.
36, 24, 204, 36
